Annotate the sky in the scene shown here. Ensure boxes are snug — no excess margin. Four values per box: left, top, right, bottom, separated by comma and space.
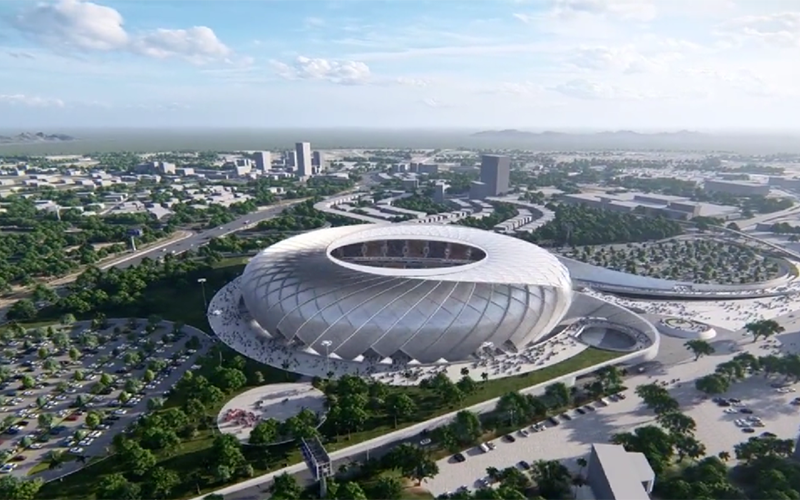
1, 0, 800, 130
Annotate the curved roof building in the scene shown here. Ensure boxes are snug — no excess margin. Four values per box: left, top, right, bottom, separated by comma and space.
239, 224, 573, 363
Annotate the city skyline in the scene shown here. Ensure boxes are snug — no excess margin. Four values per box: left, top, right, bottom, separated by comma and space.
1, 0, 799, 130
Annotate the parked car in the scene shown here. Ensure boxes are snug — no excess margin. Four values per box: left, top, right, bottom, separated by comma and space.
453, 453, 466, 463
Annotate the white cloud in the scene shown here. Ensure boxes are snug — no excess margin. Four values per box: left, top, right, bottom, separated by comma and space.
567, 45, 677, 73
13, 0, 234, 64
716, 12, 800, 48
271, 56, 372, 85
0, 94, 65, 107
131, 27, 232, 64
13, 0, 128, 51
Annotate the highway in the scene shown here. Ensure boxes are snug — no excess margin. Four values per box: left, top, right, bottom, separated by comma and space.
113, 201, 301, 269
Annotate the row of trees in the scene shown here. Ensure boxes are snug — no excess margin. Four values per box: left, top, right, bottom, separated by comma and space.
521, 204, 684, 247
627, 373, 800, 499
392, 194, 452, 215
0, 197, 171, 292
457, 202, 519, 230
257, 199, 361, 232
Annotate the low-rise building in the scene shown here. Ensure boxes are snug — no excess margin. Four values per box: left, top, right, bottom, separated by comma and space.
585, 443, 655, 500
704, 179, 770, 196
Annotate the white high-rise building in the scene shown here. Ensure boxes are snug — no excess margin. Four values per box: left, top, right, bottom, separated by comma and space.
295, 142, 312, 179
254, 151, 271, 171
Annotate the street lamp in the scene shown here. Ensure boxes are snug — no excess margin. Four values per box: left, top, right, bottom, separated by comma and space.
321, 340, 332, 377
197, 278, 208, 311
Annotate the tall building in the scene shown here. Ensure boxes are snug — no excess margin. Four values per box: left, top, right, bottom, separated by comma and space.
433, 182, 448, 203
253, 151, 271, 171
296, 142, 312, 178
480, 154, 510, 197
312, 151, 326, 173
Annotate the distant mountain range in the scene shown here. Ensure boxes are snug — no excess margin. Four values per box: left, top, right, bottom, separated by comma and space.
470, 129, 712, 149
0, 132, 76, 144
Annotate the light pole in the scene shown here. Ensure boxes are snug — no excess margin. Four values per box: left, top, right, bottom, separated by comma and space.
321, 340, 332, 378
197, 278, 207, 310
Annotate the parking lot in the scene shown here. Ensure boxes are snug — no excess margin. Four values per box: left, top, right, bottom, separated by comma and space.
426, 337, 800, 497
0, 318, 210, 477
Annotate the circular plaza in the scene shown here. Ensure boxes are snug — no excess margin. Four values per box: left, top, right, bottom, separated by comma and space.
658, 317, 717, 340
216, 383, 327, 445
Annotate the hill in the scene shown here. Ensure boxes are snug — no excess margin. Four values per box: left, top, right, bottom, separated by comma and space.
0, 132, 76, 145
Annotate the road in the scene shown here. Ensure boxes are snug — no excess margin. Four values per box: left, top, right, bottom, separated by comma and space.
737, 204, 800, 230
113, 173, 377, 270
114, 200, 303, 270
223, 432, 427, 500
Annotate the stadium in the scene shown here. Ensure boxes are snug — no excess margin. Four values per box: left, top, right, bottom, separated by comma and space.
208, 225, 659, 383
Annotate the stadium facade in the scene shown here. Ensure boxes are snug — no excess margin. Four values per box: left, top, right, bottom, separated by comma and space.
239, 225, 573, 364
210, 224, 660, 380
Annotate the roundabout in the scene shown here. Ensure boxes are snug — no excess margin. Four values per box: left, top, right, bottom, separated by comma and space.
657, 317, 717, 340
216, 383, 327, 445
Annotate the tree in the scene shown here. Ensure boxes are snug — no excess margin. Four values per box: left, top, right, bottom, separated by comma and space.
212, 366, 247, 392
337, 482, 368, 500
68, 346, 81, 362
370, 475, 404, 500
452, 410, 482, 445
385, 393, 416, 427
212, 433, 246, 470
60, 313, 76, 326
594, 365, 623, 392
145, 466, 180, 499
635, 383, 679, 414
96, 473, 141, 500
271, 472, 301, 500
673, 433, 706, 462
684, 340, 715, 361
544, 382, 571, 408
249, 419, 279, 445
695, 374, 729, 395
7, 299, 37, 320
657, 411, 697, 436
745, 319, 785, 343
37, 412, 54, 432
117, 440, 157, 477
384, 443, 439, 485
611, 425, 674, 475
0, 476, 44, 500
531, 460, 570, 499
